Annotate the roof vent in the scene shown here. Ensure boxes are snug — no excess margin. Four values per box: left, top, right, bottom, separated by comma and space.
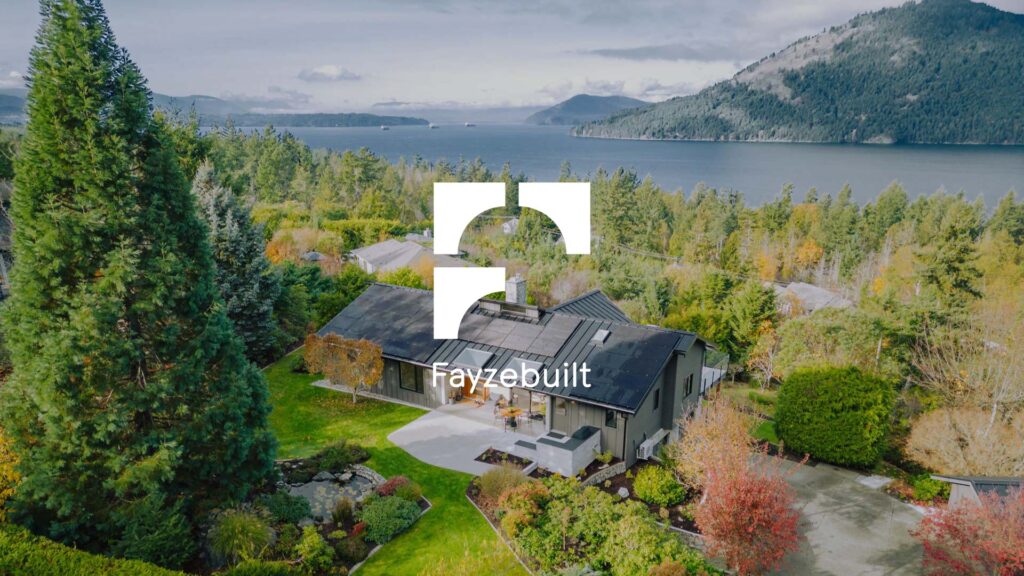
591, 329, 610, 344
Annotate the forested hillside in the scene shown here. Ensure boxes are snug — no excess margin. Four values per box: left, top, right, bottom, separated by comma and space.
525, 94, 647, 125
578, 0, 1024, 144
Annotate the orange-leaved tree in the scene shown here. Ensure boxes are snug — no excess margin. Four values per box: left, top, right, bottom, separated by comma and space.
305, 334, 383, 403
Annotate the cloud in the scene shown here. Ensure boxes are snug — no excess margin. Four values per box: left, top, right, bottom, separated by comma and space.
0, 69, 23, 89
584, 41, 756, 63
221, 85, 313, 112
297, 64, 362, 83
635, 79, 701, 101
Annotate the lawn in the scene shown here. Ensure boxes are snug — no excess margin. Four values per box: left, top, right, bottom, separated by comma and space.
265, 352, 526, 576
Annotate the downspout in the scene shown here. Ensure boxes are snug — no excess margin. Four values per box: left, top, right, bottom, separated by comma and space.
621, 415, 629, 463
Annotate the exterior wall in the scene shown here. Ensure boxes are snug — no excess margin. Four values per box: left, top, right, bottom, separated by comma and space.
377, 359, 443, 409
550, 398, 623, 460
536, 430, 601, 477
623, 370, 667, 467
668, 342, 706, 436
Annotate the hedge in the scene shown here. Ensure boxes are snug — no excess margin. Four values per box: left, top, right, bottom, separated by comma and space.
0, 524, 185, 576
775, 366, 895, 467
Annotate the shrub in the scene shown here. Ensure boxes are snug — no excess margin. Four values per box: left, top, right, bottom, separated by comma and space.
294, 526, 334, 574
595, 450, 614, 465
375, 475, 411, 497
357, 496, 421, 544
911, 475, 950, 503
775, 366, 895, 467
913, 488, 1024, 575
393, 481, 423, 504
327, 530, 347, 541
223, 560, 304, 576
208, 509, 272, 564
648, 559, 695, 576
633, 466, 685, 507
0, 523, 183, 575
332, 497, 354, 526
334, 534, 370, 564
268, 524, 300, 560
290, 354, 309, 374
317, 440, 368, 472
110, 494, 195, 569
259, 492, 312, 524
479, 464, 528, 504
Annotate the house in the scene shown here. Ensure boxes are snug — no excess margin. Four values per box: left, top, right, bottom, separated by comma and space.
318, 278, 718, 475
349, 238, 468, 274
773, 281, 852, 316
931, 475, 1023, 508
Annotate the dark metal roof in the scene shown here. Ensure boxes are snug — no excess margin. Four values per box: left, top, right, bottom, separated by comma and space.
319, 283, 703, 413
550, 290, 631, 323
933, 475, 1023, 498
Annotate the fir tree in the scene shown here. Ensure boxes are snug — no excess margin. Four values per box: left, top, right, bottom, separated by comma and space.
0, 0, 275, 554
193, 162, 282, 364
917, 202, 982, 320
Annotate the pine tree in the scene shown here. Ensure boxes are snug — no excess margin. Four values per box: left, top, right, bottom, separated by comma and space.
193, 162, 282, 364
0, 0, 275, 554
918, 202, 982, 320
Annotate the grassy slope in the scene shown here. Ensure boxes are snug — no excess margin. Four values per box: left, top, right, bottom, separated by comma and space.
265, 353, 525, 576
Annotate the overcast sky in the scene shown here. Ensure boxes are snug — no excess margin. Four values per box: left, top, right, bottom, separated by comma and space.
1, 0, 1022, 111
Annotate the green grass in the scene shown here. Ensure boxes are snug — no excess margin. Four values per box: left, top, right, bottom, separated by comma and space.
265, 352, 526, 576
752, 419, 779, 444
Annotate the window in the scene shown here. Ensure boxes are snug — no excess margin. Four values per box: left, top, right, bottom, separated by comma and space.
653, 389, 660, 411
555, 397, 567, 415
399, 363, 423, 394
605, 409, 617, 428
685, 374, 694, 397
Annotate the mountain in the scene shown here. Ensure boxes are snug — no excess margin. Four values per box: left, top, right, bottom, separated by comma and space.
526, 94, 647, 125
370, 103, 545, 124
577, 0, 1024, 145
209, 113, 428, 128
0, 90, 429, 128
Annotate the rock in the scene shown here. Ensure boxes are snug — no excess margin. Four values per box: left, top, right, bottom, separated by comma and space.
339, 472, 353, 482
298, 518, 315, 528
313, 471, 335, 482
617, 487, 629, 499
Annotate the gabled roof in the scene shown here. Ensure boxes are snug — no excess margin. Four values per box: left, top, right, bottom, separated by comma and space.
932, 475, 1023, 498
351, 238, 468, 272
550, 290, 631, 323
319, 283, 703, 413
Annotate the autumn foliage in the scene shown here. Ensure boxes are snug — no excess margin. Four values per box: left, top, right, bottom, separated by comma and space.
673, 400, 803, 575
304, 334, 383, 403
912, 488, 1024, 575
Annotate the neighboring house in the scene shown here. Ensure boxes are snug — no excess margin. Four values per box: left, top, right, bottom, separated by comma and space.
300, 250, 327, 262
932, 475, 1023, 508
319, 279, 717, 475
349, 238, 468, 274
773, 281, 852, 316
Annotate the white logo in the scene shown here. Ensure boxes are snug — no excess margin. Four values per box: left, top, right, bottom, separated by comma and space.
432, 182, 590, 339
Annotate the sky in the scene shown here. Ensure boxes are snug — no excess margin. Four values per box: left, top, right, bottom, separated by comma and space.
1, 0, 1022, 112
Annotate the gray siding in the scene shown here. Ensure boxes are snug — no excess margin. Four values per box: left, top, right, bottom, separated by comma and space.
378, 359, 442, 408
623, 370, 665, 466
550, 399, 625, 462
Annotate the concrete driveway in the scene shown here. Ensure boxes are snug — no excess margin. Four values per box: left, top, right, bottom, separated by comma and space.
771, 460, 924, 575
387, 403, 536, 476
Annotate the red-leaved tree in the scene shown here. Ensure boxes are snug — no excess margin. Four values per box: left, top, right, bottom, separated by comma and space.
695, 447, 802, 576
912, 488, 1024, 575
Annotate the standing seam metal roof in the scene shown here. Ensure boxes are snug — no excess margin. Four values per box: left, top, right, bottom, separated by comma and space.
319, 283, 702, 413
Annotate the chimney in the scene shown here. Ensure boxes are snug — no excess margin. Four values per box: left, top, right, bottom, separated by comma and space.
505, 274, 527, 305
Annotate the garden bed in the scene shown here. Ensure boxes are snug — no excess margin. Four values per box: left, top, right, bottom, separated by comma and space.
592, 463, 701, 533
475, 448, 534, 469
528, 456, 624, 483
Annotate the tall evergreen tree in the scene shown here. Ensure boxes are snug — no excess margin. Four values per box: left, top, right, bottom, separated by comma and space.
193, 162, 282, 364
0, 0, 275, 554
917, 202, 982, 320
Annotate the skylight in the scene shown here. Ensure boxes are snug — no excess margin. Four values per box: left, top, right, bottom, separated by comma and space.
591, 329, 610, 344
451, 347, 493, 370
511, 358, 544, 385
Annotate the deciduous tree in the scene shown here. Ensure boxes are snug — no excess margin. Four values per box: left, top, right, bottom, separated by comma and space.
912, 488, 1024, 576
305, 334, 383, 403
695, 447, 802, 576
670, 399, 755, 490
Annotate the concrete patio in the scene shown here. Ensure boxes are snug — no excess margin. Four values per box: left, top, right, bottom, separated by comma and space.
387, 400, 538, 475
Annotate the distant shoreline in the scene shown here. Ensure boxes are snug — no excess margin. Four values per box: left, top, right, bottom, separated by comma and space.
570, 131, 1024, 148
